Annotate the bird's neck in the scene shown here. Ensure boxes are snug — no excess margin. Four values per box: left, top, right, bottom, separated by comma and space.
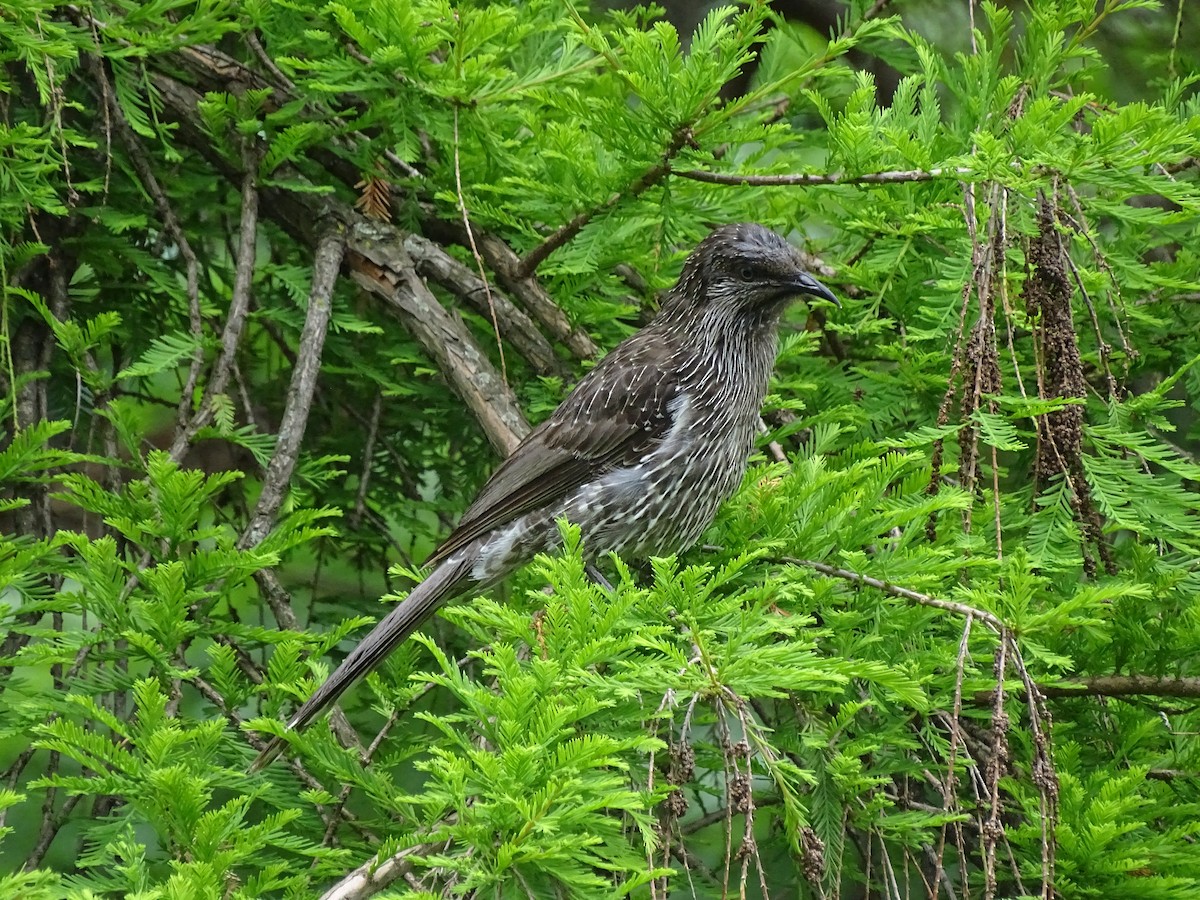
675, 305, 783, 409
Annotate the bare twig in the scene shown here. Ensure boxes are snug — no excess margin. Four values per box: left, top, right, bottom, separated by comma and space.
240, 228, 345, 549
785, 558, 1008, 635
22, 754, 81, 870
319, 821, 457, 900
680, 795, 781, 834
452, 105, 506, 383
982, 636, 1009, 900
250, 568, 300, 642
675, 166, 971, 188
757, 417, 787, 463
168, 160, 260, 459
516, 123, 694, 277
351, 391, 383, 530
933, 615, 974, 899
244, 29, 296, 93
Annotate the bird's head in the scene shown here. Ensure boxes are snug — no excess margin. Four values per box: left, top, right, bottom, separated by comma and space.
666, 223, 838, 327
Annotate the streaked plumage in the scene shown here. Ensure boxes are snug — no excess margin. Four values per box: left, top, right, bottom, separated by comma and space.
250, 223, 836, 770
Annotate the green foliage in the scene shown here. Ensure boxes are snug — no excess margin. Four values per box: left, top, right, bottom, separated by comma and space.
3, 0, 1200, 896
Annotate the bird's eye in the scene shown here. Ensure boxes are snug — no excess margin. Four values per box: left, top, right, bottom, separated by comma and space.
737, 264, 756, 281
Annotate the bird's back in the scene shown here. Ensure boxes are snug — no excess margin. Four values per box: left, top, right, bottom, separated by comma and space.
463, 310, 774, 572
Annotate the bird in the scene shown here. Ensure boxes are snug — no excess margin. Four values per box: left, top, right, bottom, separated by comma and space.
250, 223, 837, 770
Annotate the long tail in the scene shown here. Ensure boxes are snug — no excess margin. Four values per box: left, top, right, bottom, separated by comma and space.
250, 555, 472, 771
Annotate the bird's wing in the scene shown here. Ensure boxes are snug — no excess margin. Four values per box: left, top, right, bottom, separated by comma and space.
425, 338, 679, 568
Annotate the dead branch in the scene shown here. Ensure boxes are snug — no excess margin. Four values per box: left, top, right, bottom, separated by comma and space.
148, 72, 530, 457
168, 162, 260, 459
348, 221, 530, 455
404, 233, 567, 377
240, 229, 345, 550
422, 213, 600, 360
137, 36, 599, 383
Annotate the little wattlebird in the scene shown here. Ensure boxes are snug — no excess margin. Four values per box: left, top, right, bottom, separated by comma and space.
250, 222, 837, 770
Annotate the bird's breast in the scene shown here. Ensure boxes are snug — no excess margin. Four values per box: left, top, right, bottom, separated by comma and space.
560, 388, 760, 560
471, 337, 778, 579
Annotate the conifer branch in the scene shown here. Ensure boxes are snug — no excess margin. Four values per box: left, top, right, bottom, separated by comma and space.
787, 558, 1009, 635
675, 165, 971, 187
516, 123, 694, 277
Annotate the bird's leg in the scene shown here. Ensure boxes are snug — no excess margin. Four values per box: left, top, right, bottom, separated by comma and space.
586, 564, 614, 591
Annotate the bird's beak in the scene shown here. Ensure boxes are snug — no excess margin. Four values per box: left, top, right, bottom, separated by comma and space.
791, 272, 840, 307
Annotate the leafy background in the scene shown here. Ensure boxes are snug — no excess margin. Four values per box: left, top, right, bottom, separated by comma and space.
2, 0, 1200, 897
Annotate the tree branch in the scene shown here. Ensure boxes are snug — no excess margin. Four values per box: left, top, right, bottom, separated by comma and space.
1035, 675, 1200, 699
240, 228, 345, 550
319, 823, 456, 900
149, 72, 530, 457
794, 560, 1200, 702
516, 123, 694, 277
786, 557, 1009, 635
168, 161, 260, 459
422, 212, 600, 360
404, 233, 567, 377
347, 221, 530, 455
675, 166, 971, 188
